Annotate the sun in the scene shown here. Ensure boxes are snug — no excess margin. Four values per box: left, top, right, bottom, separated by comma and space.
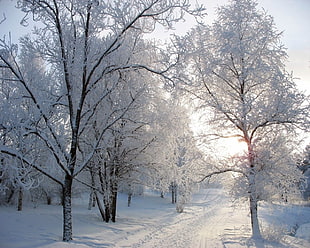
189, 112, 248, 156
220, 136, 248, 156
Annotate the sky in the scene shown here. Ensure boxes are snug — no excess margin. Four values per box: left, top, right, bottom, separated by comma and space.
0, 0, 309, 93
257, 0, 310, 93
157, 0, 310, 94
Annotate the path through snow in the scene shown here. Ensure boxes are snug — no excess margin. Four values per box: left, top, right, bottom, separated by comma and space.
192, 195, 250, 248
118, 188, 252, 248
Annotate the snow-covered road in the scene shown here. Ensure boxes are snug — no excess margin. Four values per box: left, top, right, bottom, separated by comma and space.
120, 188, 252, 248
116, 188, 309, 248
192, 197, 251, 248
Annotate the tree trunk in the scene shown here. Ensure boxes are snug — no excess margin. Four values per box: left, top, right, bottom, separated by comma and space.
102, 185, 111, 223
94, 191, 106, 222
62, 175, 73, 242
174, 186, 177, 204
17, 187, 23, 211
88, 166, 94, 210
248, 169, 262, 239
104, 202, 110, 222
249, 193, 261, 238
88, 166, 97, 210
111, 189, 117, 222
246, 140, 262, 239
171, 182, 177, 204
160, 191, 165, 198
88, 190, 93, 210
127, 193, 132, 207
92, 193, 96, 207
43, 189, 52, 205
6, 188, 15, 204
47, 195, 52, 205
98, 165, 110, 222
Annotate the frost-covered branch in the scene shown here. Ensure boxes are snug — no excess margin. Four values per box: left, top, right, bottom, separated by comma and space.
198, 168, 246, 183
0, 146, 63, 186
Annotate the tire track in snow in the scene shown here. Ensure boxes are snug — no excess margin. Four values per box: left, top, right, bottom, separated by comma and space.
130, 188, 226, 248
192, 194, 251, 248
193, 206, 235, 248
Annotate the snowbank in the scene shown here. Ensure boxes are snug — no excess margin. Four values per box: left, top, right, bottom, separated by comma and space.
296, 223, 310, 241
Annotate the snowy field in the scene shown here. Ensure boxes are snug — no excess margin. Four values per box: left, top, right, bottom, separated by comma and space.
0, 187, 310, 248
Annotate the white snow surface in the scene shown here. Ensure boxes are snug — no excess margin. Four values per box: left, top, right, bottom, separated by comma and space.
0, 187, 310, 248
296, 223, 310, 241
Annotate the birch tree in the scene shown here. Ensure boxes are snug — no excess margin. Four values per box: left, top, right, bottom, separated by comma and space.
0, 0, 204, 241
183, 0, 309, 239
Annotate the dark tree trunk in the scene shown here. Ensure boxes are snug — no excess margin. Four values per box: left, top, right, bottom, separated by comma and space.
7, 188, 15, 204
62, 175, 73, 242
111, 189, 117, 222
103, 180, 113, 222
60, 188, 65, 206
92, 193, 96, 207
17, 187, 23, 211
171, 182, 177, 204
160, 191, 165, 198
104, 203, 110, 222
249, 192, 261, 238
174, 186, 177, 204
88, 190, 93, 210
127, 193, 132, 207
94, 191, 106, 222
43, 189, 52, 205
47, 195, 52, 205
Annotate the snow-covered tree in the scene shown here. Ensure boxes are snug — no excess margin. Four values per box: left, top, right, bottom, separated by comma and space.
230, 132, 304, 202
297, 144, 310, 199
298, 145, 310, 172
0, 49, 44, 209
182, 0, 309, 238
174, 133, 203, 213
139, 92, 204, 211
78, 40, 174, 221
0, 0, 204, 241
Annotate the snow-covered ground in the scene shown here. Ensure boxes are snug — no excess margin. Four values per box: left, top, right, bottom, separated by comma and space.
0, 187, 310, 248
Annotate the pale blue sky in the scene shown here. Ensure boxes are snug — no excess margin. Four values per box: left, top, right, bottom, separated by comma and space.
170, 0, 310, 93
257, 0, 310, 93
1, 0, 309, 93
